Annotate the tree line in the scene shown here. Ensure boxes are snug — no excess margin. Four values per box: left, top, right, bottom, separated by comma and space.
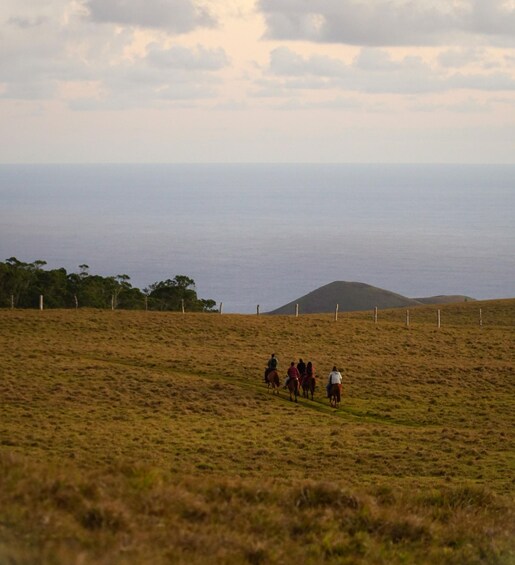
0, 257, 217, 312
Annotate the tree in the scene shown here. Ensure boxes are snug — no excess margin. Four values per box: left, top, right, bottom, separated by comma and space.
110, 274, 144, 310
31, 267, 68, 308
1, 257, 45, 307
200, 298, 218, 312
0, 259, 214, 311
147, 275, 205, 311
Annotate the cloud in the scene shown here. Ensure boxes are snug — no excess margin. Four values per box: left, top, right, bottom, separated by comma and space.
0, 3, 129, 101
83, 0, 216, 32
262, 46, 515, 95
270, 46, 347, 77
7, 16, 47, 29
438, 47, 485, 68
448, 71, 515, 91
146, 44, 229, 70
0, 1, 228, 106
258, 0, 515, 46
0, 81, 57, 100
410, 97, 494, 114
66, 42, 228, 110
468, 0, 515, 39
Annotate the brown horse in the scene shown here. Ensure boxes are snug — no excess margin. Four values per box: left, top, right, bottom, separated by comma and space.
301, 374, 317, 400
329, 383, 342, 408
265, 368, 281, 395
287, 376, 299, 403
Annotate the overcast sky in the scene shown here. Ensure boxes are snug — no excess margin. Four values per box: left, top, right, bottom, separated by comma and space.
1, 0, 514, 163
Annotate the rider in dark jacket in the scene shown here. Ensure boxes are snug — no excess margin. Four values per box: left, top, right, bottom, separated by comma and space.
297, 358, 306, 384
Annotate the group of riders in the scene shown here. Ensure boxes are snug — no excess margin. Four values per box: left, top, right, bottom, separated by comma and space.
264, 353, 343, 403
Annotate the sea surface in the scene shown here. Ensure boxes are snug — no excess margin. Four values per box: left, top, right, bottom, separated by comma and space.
0, 163, 514, 313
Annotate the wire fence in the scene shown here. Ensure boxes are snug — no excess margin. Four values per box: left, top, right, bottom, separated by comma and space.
5, 295, 514, 327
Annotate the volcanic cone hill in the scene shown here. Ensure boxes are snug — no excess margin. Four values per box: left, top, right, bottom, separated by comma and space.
267, 281, 474, 315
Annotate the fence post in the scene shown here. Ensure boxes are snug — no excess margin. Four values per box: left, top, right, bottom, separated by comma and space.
181, 299, 185, 314
219, 302, 223, 315
334, 304, 339, 321
374, 306, 378, 324
74, 294, 78, 309
437, 309, 441, 329
405, 309, 410, 328
295, 304, 299, 318
144, 296, 148, 311
39, 295, 44, 311
479, 308, 483, 328
257, 304, 260, 316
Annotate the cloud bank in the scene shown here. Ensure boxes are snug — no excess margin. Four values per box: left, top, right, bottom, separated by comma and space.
258, 0, 515, 46
84, 0, 216, 32
263, 46, 515, 96
0, 0, 514, 162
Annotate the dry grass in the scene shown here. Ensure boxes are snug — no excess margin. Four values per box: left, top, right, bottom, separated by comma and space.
0, 299, 514, 564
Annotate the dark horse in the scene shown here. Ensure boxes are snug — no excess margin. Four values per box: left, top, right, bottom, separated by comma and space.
329, 383, 342, 408
287, 376, 299, 403
265, 368, 281, 395
301, 374, 316, 400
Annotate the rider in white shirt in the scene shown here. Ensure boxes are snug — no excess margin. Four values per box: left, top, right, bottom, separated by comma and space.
328, 366, 342, 385
326, 366, 342, 396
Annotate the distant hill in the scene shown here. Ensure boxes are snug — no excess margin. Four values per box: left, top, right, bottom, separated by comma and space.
413, 295, 475, 305
267, 281, 475, 315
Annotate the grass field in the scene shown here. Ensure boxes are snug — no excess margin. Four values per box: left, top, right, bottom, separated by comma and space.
1, 300, 514, 564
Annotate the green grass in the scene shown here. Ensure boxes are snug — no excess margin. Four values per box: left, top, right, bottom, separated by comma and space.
0, 300, 514, 563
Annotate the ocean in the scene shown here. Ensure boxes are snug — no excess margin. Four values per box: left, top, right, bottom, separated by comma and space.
0, 163, 514, 313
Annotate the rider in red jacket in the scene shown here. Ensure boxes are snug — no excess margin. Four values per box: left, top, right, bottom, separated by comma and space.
285, 361, 300, 387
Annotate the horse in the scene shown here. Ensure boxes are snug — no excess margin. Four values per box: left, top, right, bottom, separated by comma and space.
301, 374, 316, 400
329, 383, 342, 408
287, 376, 299, 403
265, 368, 281, 395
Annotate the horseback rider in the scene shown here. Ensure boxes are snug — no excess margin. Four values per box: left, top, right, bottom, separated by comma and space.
306, 361, 315, 382
297, 358, 306, 385
285, 361, 300, 388
265, 353, 278, 382
326, 366, 342, 398
268, 353, 278, 371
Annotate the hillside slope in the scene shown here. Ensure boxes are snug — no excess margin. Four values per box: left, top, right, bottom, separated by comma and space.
0, 299, 513, 564
414, 294, 475, 304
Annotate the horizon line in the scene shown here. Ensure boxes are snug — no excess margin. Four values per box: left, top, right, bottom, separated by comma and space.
1, 161, 515, 166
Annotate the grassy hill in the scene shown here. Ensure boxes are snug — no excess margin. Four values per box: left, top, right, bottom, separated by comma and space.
414, 295, 475, 305
267, 281, 474, 315
0, 299, 514, 564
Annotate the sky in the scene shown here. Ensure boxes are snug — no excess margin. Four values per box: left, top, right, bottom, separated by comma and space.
1, 0, 514, 163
